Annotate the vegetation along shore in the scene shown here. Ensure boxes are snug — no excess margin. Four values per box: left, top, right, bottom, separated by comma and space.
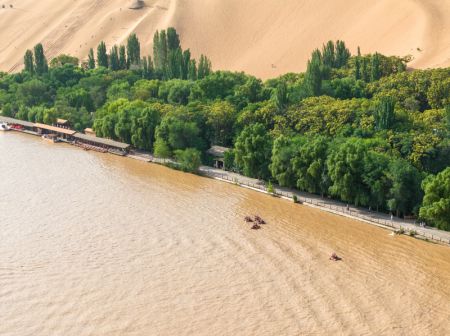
1, 28, 449, 232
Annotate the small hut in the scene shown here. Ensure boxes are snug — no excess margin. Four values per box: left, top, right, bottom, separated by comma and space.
55, 118, 71, 129
84, 128, 96, 137
207, 145, 230, 169
129, 0, 144, 9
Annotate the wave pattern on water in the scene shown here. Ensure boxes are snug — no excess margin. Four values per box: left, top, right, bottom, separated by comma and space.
1, 132, 450, 336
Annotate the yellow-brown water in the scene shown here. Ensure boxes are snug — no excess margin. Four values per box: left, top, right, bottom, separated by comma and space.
1, 132, 449, 336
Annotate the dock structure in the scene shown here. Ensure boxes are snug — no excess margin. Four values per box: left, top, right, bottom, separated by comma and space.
73, 132, 130, 155
1, 116, 130, 155
35, 122, 76, 140
0, 116, 36, 130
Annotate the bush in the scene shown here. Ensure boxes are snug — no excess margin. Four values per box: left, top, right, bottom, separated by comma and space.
174, 148, 202, 172
293, 195, 298, 203
267, 181, 275, 194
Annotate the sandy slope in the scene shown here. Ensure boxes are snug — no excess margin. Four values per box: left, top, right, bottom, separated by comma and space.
0, 0, 449, 78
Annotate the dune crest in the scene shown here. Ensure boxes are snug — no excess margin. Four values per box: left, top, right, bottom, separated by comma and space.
0, 0, 448, 78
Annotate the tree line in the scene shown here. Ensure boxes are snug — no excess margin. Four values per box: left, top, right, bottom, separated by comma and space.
1, 33, 449, 230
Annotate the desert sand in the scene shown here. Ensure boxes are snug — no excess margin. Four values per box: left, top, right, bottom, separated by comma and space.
0, 0, 449, 78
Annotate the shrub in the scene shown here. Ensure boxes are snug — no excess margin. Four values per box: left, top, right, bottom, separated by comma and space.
267, 181, 275, 194
174, 148, 202, 172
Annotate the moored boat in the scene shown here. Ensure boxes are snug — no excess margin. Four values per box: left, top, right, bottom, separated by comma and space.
42, 134, 60, 143
0, 122, 10, 131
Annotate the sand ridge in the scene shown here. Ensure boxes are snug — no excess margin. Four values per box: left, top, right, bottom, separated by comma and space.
0, 0, 449, 78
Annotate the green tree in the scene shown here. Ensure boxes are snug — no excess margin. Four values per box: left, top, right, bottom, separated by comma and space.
88, 48, 95, 69
24, 50, 34, 74
327, 138, 370, 206
274, 81, 288, 113
305, 49, 322, 96
293, 136, 330, 196
181, 49, 191, 80
154, 137, 171, 159
420, 168, 450, 230
387, 159, 423, 217
127, 33, 141, 66
175, 148, 202, 172
109, 45, 120, 71
119, 46, 127, 70
167, 27, 180, 50
371, 53, 381, 82
234, 123, 273, 180
197, 55, 212, 79
270, 135, 299, 188
34, 43, 48, 75
97, 41, 108, 68
374, 96, 395, 130
50, 54, 79, 67
205, 100, 237, 146
335, 40, 351, 68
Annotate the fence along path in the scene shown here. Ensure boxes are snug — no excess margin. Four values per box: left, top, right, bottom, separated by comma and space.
199, 166, 450, 246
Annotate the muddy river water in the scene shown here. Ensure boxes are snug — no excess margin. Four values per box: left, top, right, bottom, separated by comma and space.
1, 132, 449, 335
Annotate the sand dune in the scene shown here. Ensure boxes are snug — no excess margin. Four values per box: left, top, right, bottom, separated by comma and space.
0, 0, 449, 78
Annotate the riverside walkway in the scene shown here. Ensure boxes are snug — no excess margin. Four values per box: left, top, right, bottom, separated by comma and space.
125, 150, 450, 245
199, 166, 450, 245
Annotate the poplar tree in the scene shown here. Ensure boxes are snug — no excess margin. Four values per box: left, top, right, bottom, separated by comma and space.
153, 30, 161, 70
88, 48, 95, 69
127, 33, 141, 66
109, 45, 120, 70
188, 59, 197, 80
371, 53, 381, 82
34, 43, 48, 75
335, 40, 351, 68
197, 55, 211, 79
167, 47, 182, 79
355, 57, 361, 80
180, 49, 191, 80
322, 41, 335, 68
375, 96, 395, 130
24, 49, 34, 75
167, 27, 180, 51
275, 81, 288, 113
97, 41, 108, 68
158, 30, 168, 72
119, 46, 127, 69
305, 49, 322, 96
362, 57, 369, 82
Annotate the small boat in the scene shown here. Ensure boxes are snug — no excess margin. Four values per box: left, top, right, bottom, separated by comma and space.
41, 134, 60, 143
0, 122, 10, 131
254, 215, 266, 224
329, 253, 342, 261
244, 216, 254, 223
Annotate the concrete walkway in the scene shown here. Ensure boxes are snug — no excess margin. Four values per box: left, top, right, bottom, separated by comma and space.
199, 166, 450, 245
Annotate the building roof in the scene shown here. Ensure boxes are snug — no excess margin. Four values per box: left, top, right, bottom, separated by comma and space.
34, 123, 76, 135
0, 116, 35, 128
73, 132, 130, 150
56, 118, 69, 125
207, 145, 231, 157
